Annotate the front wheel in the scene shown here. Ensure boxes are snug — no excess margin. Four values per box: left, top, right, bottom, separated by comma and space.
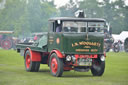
91, 57, 105, 76
49, 53, 63, 77
1, 39, 13, 50
24, 50, 40, 72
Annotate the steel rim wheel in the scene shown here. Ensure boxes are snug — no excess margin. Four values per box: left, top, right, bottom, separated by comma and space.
24, 50, 40, 72
1, 39, 12, 49
51, 57, 58, 74
26, 54, 31, 69
49, 53, 63, 77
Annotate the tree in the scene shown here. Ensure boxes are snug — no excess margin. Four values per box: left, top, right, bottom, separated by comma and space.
79, 0, 103, 18
124, 6, 128, 31
0, 0, 26, 34
100, 0, 126, 34
59, 0, 78, 17
0, 0, 58, 37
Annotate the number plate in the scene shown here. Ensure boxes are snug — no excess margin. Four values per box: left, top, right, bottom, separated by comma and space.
78, 58, 92, 66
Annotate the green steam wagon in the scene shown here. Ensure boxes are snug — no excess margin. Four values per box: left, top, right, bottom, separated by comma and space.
16, 17, 107, 77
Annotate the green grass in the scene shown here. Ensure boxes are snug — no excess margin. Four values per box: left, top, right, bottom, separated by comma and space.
0, 50, 128, 85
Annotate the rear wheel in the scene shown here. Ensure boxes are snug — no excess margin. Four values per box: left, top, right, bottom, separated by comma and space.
25, 50, 40, 72
49, 53, 63, 77
91, 57, 105, 76
1, 38, 13, 50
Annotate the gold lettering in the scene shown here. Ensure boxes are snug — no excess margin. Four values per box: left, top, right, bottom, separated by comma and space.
75, 43, 79, 46
84, 46, 91, 48
91, 49, 98, 52
49, 40, 54, 42
79, 42, 83, 45
72, 43, 74, 47
76, 49, 89, 52
73, 41, 101, 47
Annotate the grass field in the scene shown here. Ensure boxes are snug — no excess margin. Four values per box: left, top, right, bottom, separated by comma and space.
0, 50, 128, 85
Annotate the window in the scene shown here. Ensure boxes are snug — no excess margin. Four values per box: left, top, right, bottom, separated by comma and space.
88, 22, 105, 33
63, 21, 87, 33
55, 20, 62, 32
49, 22, 55, 32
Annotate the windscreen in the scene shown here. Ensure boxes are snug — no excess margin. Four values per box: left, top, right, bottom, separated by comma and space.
63, 21, 87, 33
62, 21, 105, 33
88, 22, 105, 33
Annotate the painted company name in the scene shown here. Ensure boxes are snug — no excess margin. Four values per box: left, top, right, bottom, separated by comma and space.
72, 41, 101, 47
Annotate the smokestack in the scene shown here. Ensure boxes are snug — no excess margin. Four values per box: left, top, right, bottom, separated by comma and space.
75, 10, 85, 18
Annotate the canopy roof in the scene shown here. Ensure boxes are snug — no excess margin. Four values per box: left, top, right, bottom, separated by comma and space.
49, 17, 106, 22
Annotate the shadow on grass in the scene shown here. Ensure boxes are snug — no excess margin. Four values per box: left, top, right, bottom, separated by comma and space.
62, 75, 93, 78
39, 69, 50, 72
38, 69, 93, 78
63, 72, 93, 78
37, 69, 51, 76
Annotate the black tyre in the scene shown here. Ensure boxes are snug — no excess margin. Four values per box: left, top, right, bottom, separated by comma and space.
24, 50, 40, 72
91, 57, 105, 76
49, 53, 63, 77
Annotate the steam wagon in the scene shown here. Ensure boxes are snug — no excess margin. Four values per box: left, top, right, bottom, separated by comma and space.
16, 17, 107, 77
0, 31, 15, 49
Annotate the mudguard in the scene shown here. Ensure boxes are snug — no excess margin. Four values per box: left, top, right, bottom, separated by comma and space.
24, 48, 41, 62
50, 50, 64, 58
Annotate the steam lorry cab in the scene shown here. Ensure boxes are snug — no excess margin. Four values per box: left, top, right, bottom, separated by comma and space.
17, 17, 107, 77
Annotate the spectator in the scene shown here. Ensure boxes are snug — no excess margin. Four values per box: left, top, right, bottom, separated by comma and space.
34, 35, 38, 41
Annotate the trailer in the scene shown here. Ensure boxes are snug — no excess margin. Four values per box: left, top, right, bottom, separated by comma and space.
16, 17, 107, 77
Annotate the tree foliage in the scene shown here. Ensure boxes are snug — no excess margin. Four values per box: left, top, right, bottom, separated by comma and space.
0, 0, 57, 37
0, 0, 127, 36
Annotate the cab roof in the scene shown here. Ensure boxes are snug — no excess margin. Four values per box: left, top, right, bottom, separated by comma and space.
49, 17, 106, 22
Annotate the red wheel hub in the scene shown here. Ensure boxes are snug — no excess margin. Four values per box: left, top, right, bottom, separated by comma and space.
51, 57, 58, 73
26, 54, 31, 68
1, 39, 12, 49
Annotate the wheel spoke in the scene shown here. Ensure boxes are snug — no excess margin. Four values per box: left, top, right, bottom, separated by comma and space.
1, 39, 12, 49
